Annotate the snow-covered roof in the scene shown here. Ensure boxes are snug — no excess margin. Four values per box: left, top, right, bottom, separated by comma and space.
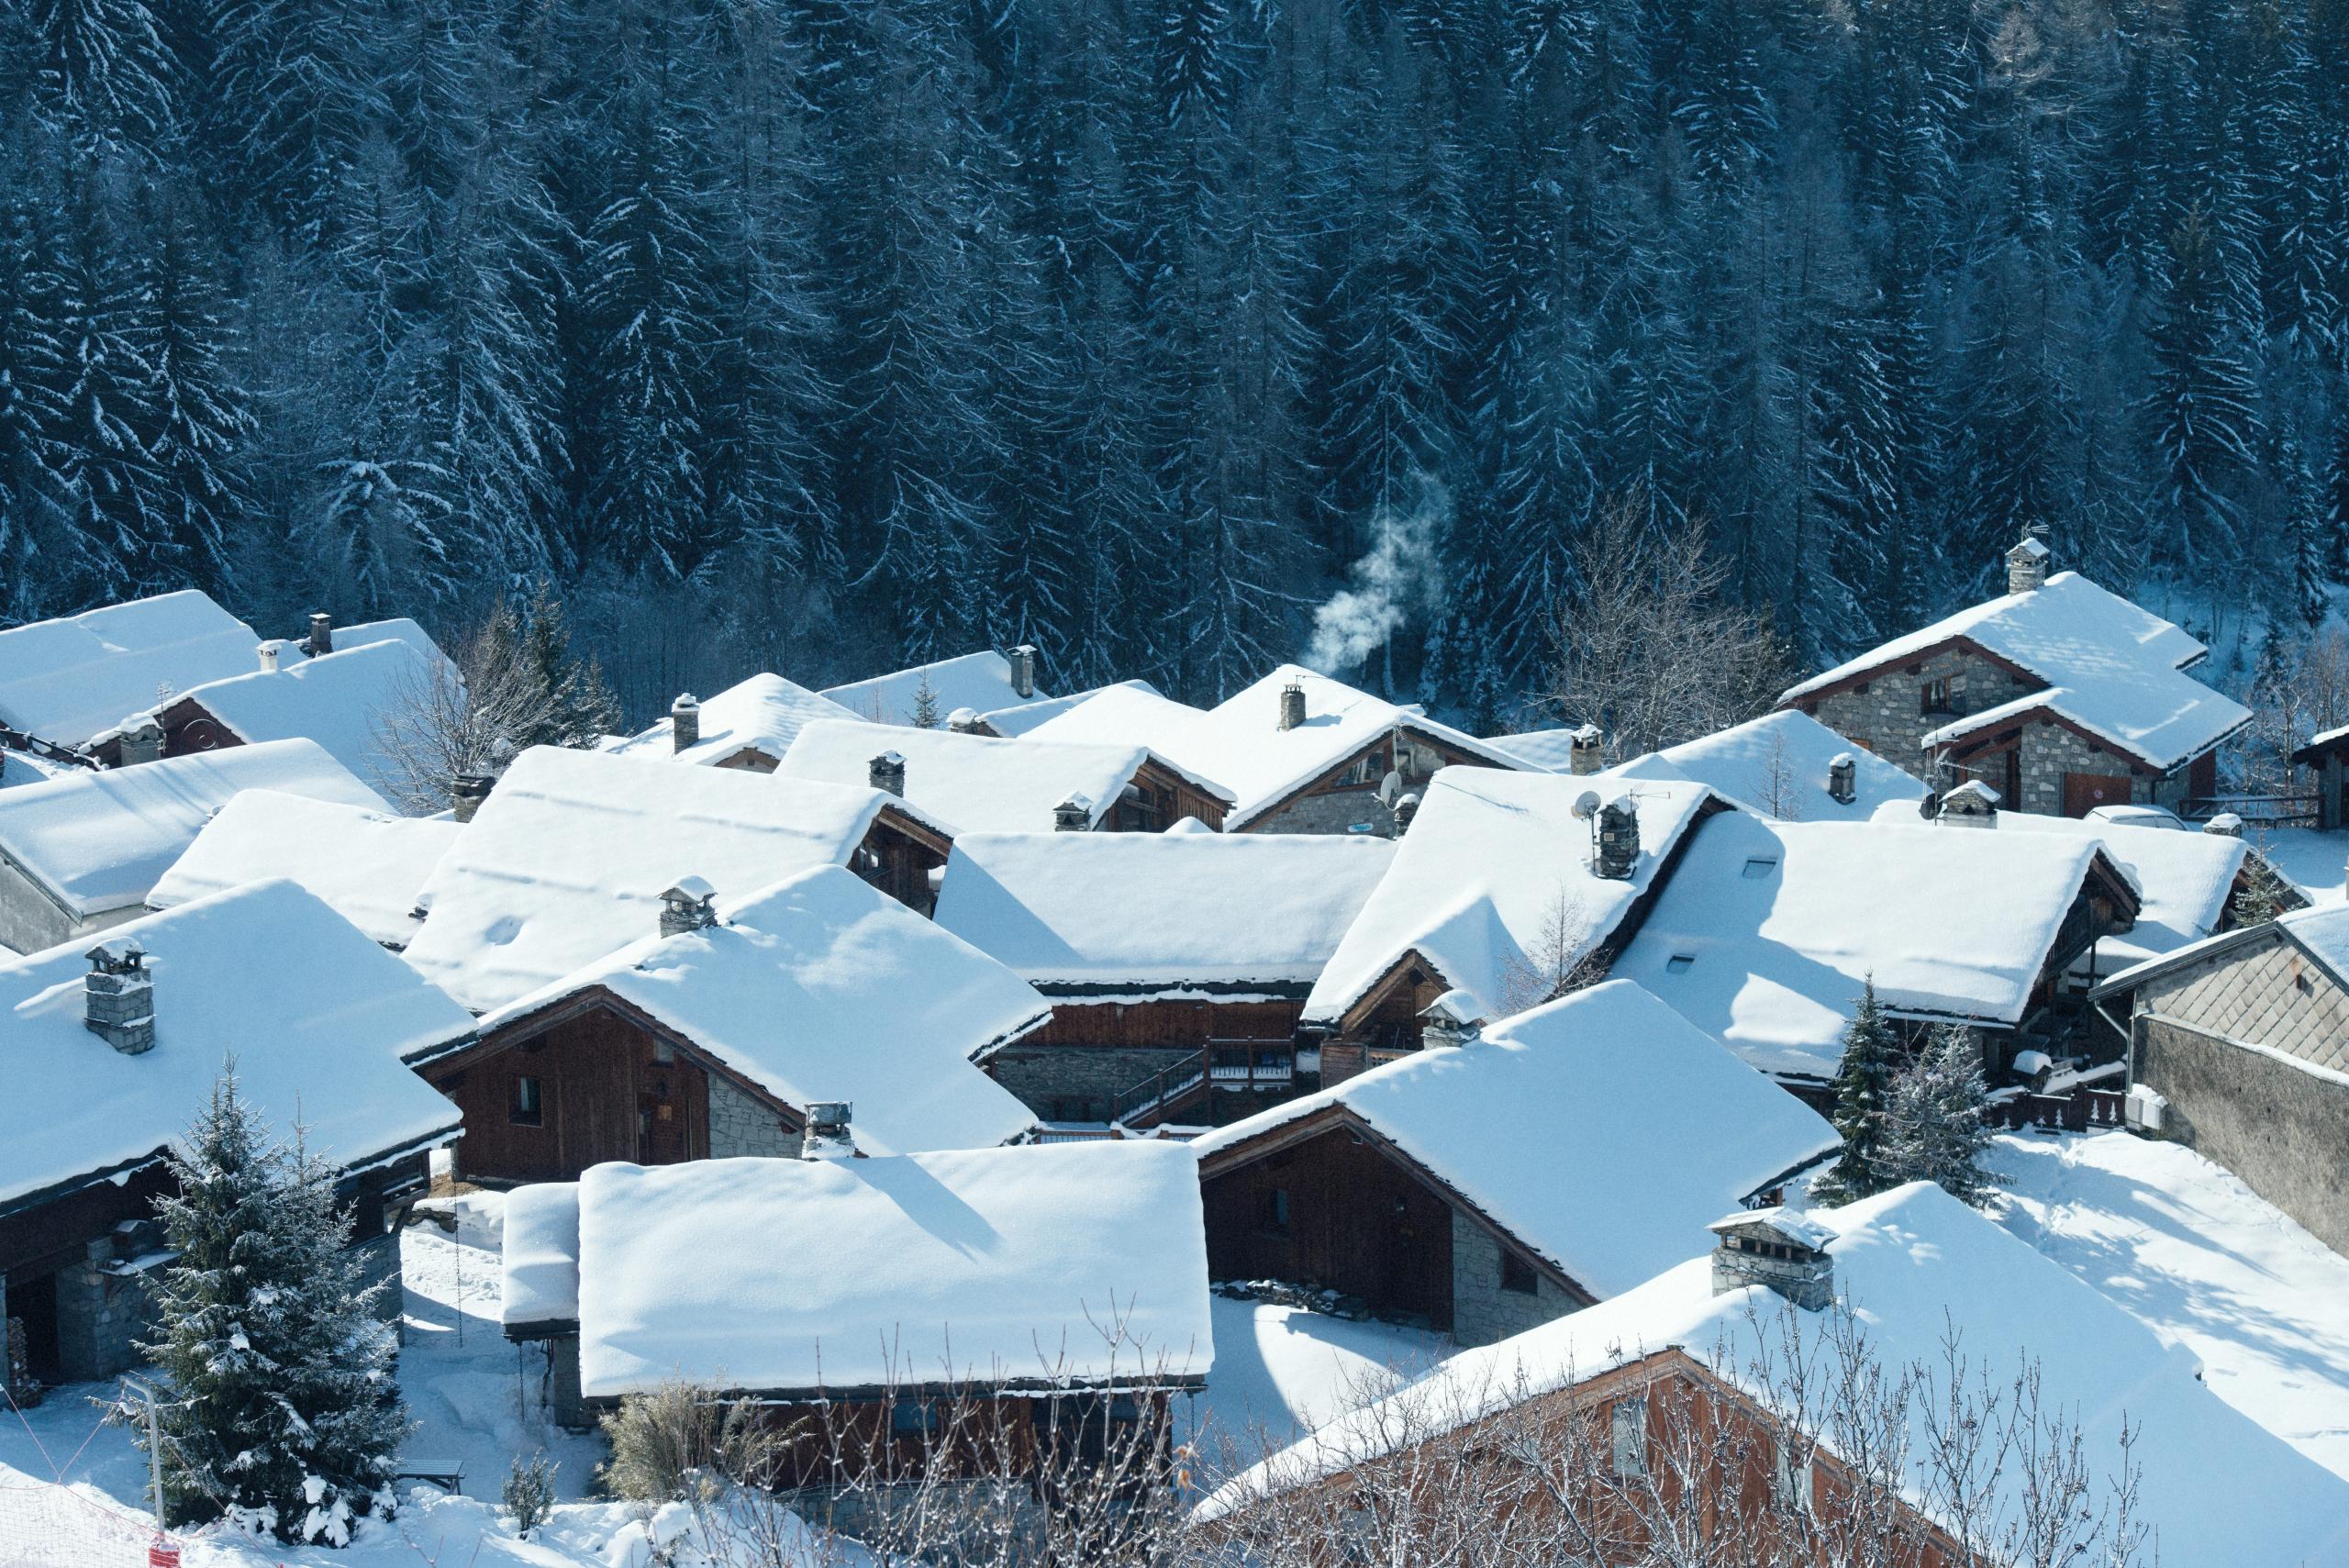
1781, 573, 2247, 772
501, 1181, 583, 1329
975, 681, 1163, 739
135, 637, 444, 788
777, 718, 1184, 833
0, 591, 269, 746
1198, 1182, 2349, 1565
608, 673, 862, 767
1193, 982, 1836, 1300
1615, 814, 2109, 1081
147, 791, 461, 948
1865, 800, 2245, 971
0, 879, 470, 1214
560, 1144, 1212, 1396
933, 831, 1397, 994
321, 617, 446, 664
0, 739, 390, 922
1612, 712, 1926, 824
479, 865, 1043, 1153
1303, 769, 1717, 1027
2097, 900, 2349, 1025
401, 746, 902, 1013
1480, 728, 1573, 771
821, 650, 1053, 728
0, 747, 82, 793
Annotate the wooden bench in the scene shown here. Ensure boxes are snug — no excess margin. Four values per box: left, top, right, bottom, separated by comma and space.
395, 1461, 465, 1496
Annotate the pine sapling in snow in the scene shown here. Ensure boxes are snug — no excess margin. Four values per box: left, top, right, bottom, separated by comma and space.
139, 1070, 410, 1545
910, 671, 942, 728
502, 1451, 559, 1538
1813, 978, 1900, 1207
1875, 1024, 1997, 1207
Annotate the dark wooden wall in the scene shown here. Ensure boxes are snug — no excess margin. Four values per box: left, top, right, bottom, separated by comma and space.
1023, 998, 1300, 1050
1201, 1122, 1455, 1330
425, 1000, 711, 1183
1109, 762, 1230, 831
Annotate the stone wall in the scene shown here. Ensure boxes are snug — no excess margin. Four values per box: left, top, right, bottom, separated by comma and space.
2007, 720, 2150, 816
708, 1073, 800, 1159
987, 1045, 1197, 1122
2135, 1015, 2349, 1256
1249, 786, 1396, 837
1801, 646, 2037, 781
50, 1240, 159, 1382
1448, 1211, 1580, 1349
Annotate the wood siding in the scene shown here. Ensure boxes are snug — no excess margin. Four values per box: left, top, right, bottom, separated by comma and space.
1021, 998, 1301, 1050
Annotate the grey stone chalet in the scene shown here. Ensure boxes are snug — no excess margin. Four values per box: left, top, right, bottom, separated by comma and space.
1779, 532, 2251, 818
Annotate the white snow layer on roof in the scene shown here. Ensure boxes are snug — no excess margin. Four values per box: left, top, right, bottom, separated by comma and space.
147, 791, 460, 947
1782, 573, 2247, 770
976, 680, 1163, 739
0, 739, 389, 919
481, 865, 1042, 1154
401, 746, 893, 1012
610, 673, 862, 766
0, 879, 470, 1211
1302, 769, 1715, 1025
777, 718, 1158, 833
933, 831, 1396, 991
1616, 814, 2099, 1080
151, 637, 443, 786
570, 1143, 1213, 1396
1481, 728, 1574, 770
1865, 799, 2243, 969
1612, 711, 1925, 823
2278, 901, 2349, 987
1193, 982, 1836, 1300
1199, 1183, 2349, 1566
0, 590, 263, 745
501, 1181, 583, 1327
821, 650, 1052, 728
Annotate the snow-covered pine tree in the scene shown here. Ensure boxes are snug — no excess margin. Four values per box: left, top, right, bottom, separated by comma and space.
139, 1070, 409, 1545
1813, 977, 1901, 1207
311, 451, 455, 616
518, 581, 621, 749
1874, 1023, 1995, 1207
137, 186, 248, 602
909, 672, 941, 728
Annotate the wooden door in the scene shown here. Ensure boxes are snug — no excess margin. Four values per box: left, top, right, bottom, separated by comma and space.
634, 1041, 704, 1164
1379, 1185, 1454, 1331
2062, 771, 2132, 817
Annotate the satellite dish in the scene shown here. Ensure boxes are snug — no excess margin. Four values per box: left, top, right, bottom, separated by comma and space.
1570, 791, 1603, 822
1377, 770, 1403, 806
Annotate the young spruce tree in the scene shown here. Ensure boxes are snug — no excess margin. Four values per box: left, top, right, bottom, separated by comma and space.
140, 1071, 409, 1545
1813, 978, 1900, 1206
1875, 1024, 1996, 1207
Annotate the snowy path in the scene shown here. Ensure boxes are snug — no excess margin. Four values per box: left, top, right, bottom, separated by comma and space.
1992, 1130, 2349, 1483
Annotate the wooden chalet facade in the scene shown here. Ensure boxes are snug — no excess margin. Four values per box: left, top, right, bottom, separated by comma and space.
996, 996, 1307, 1129
847, 801, 955, 912
1098, 755, 1231, 831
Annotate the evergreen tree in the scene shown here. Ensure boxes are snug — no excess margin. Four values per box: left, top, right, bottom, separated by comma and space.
517, 580, 622, 748
137, 183, 247, 600
2145, 206, 2265, 573
30, 0, 176, 159
310, 451, 455, 614
1813, 978, 1901, 1207
1875, 1023, 1995, 1207
140, 1070, 408, 1544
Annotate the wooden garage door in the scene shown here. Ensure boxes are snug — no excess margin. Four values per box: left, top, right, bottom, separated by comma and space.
2063, 771, 2132, 817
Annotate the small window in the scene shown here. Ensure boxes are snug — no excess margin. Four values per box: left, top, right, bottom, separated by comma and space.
890, 1398, 941, 1436
1610, 1395, 1648, 1477
1264, 1188, 1290, 1234
1741, 856, 1779, 880
1920, 677, 1953, 715
1772, 1436, 1813, 1514
1499, 1250, 1538, 1296
651, 1039, 675, 1064
1665, 953, 1695, 975
509, 1075, 543, 1127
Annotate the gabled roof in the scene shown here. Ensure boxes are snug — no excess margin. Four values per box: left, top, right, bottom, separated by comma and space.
518, 1143, 1213, 1396
1193, 982, 1837, 1301
1612, 712, 1926, 824
478, 865, 1044, 1153
501, 1182, 582, 1329
1303, 769, 1717, 1027
0, 879, 470, 1215
0, 739, 389, 922
607, 673, 862, 767
1198, 1182, 2349, 1565
821, 650, 1052, 728
1780, 573, 2248, 772
975, 681, 1163, 739
140, 637, 442, 786
0, 591, 266, 746
148, 790, 461, 948
401, 746, 909, 1013
776, 718, 1194, 833
1480, 728, 1575, 771
933, 831, 1397, 994
2094, 899, 2349, 1013
1616, 814, 2123, 1081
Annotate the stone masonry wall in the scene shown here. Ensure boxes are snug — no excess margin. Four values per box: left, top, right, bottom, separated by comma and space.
1249, 786, 1396, 837
51, 1240, 158, 1382
1801, 646, 2037, 782
1449, 1211, 1580, 1349
2006, 720, 2151, 815
708, 1073, 801, 1159
988, 1045, 1198, 1121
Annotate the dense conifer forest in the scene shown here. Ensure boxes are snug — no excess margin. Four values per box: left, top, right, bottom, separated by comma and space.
1, 0, 2343, 723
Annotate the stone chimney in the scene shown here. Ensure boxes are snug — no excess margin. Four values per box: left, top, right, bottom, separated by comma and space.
306, 611, 333, 657
119, 715, 163, 768
1568, 723, 1604, 776
1053, 794, 1093, 831
451, 772, 495, 822
869, 751, 906, 796
1827, 752, 1857, 806
670, 693, 701, 754
1277, 681, 1307, 732
1707, 1209, 1832, 1310
257, 641, 280, 674
948, 707, 985, 734
84, 940, 155, 1055
1936, 779, 1999, 828
1594, 797, 1641, 879
1008, 645, 1037, 700
2006, 528, 2051, 595
2201, 812, 2244, 838
802, 1100, 856, 1161
1392, 791, 1420, 836
659, 876, 718, 937
1419, 989, 1484, 1051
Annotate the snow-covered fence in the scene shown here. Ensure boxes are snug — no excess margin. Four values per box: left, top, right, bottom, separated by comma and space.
0, 1473, 166, 1568
1987, 1086, 2127, 1134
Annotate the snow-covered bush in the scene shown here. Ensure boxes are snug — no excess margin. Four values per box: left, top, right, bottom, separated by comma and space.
597, 1379, 777, 1505
503, 1451, 560, 1538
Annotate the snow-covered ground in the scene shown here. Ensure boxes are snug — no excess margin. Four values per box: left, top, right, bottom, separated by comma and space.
1180, 1296, 1447, 1473
1992, 1129, 2349, 1483
2253, 826, 2349, 904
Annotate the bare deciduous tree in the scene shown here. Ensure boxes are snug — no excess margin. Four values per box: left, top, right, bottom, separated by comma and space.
1496, 885, 1609, 1018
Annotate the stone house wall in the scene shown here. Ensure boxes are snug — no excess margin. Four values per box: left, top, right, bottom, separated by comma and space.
1249, 785, 1396, 837
707, 1073, 801, 1159
2140, 930, 2349, 1075
1798, 645, 2038, 781
2003, 720, 2152, 816
1449, 1211, 1581, 1349
987, 1045, 1198, 1122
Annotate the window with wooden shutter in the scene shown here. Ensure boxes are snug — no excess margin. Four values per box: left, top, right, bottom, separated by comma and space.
1610, 1395, 1647, 1478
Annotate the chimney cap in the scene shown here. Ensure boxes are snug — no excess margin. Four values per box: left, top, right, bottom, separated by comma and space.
86, 939, 148, 974
662, 874, 717, 904
1941, 779, 2000, 811
2009, 534, 2050, 562
875, 750, 906, 767
1707, 1205, 1833, 1253
672, 692, 700, 711
1571, 722, 1602, 741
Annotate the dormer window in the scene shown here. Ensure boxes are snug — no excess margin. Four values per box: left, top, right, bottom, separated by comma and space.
1665, 953, 1695, 975
1741, 856, 1779, 879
